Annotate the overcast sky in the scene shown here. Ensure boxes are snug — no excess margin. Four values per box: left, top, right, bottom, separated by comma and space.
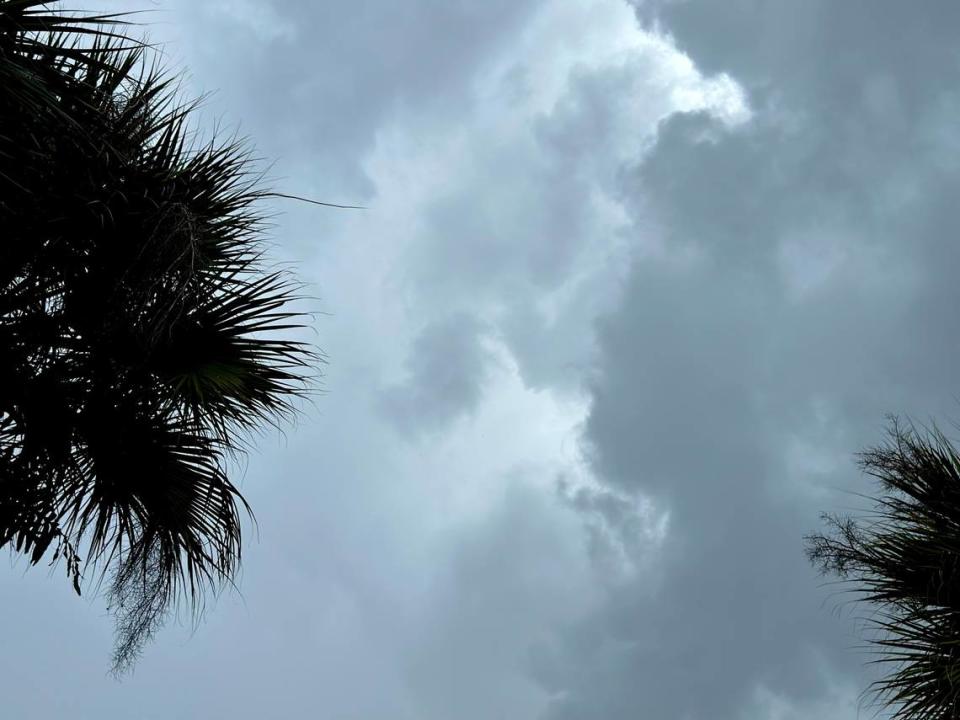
5, 1, 960, 717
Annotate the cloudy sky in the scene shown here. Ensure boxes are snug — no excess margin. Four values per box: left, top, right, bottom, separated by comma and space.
5, 1, 960, 717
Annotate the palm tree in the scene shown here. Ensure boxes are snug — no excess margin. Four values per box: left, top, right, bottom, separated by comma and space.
0, 1, 315, 673
807, 418, 960, 719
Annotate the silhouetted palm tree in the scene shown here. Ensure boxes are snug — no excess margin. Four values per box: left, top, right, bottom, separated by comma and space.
1, 1, 314, 672
807, 418, 960, 720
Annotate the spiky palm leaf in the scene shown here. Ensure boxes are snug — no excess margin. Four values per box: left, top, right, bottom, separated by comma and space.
807, 419, 960, 719
0, 1, 314, 673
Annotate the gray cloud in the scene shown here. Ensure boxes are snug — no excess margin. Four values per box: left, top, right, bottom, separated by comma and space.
6, 2, 958, 719
162, 0, 546, 199
536, 2, 960, 718
401, 480, 595, 720
379, 313, 494, 436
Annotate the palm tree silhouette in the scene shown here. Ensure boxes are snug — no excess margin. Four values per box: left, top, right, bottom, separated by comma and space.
0, 1, 315, 672
807, 418, 960, 719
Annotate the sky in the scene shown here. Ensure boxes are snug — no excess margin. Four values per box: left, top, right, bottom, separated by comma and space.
4, 1, 960, 718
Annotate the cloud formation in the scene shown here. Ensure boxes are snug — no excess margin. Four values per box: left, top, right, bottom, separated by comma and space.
538, 2, 960, 718
379, 313, 494, 435
5, 1, 960, 719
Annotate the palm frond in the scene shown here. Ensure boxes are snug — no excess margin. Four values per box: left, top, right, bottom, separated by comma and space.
807, 418, 960, 719
0, 1, 317, 672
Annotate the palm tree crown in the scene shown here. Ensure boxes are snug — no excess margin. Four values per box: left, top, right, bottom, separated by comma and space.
0, 1, 314, 672
807, 419, 960, 720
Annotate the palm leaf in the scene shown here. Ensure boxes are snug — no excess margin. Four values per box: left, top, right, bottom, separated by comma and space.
0, 0, 317, 672
807, 419, 960, 719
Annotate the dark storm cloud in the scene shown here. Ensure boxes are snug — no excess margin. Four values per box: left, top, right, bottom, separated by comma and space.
401, 39, 738, 392
5, 4, 683, 718
8, 2, 958, 719
538, 2, 960, 718
379, 313, 494, 435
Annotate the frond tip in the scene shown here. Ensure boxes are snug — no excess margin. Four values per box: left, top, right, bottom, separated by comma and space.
0, 0, 317, 672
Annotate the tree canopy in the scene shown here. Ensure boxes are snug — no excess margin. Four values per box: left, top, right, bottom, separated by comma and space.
807, 419, 960, 720
0, 1, 314, 672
